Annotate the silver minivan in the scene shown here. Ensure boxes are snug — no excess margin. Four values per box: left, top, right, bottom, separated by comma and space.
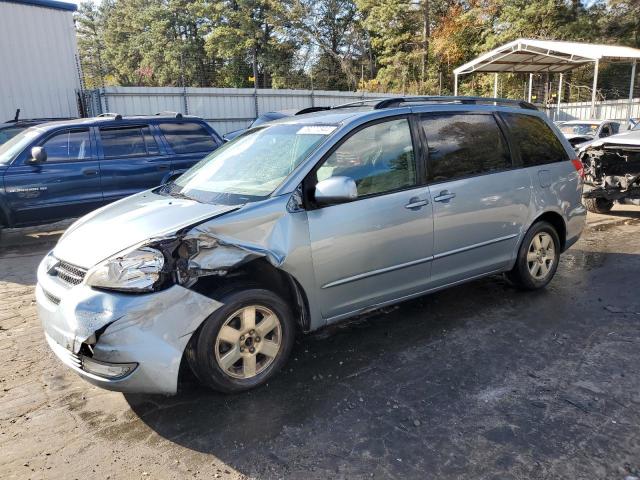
36, 97, 586, 395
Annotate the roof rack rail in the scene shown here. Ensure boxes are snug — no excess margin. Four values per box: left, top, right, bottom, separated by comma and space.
294, 101, 382, 115
331, 98, 388, 109
295, 106, 331, 115
373, 96, 538, 111
97, 112, 123, 120
155, 111, 183, 119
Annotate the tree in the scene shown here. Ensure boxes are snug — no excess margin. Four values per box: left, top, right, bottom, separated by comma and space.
292, 0, 367, 90
203, 0, 298, 88
75, 0, 113, 88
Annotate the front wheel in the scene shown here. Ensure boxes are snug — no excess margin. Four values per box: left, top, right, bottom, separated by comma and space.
186, 287, 295, 393
506, 221, 561, 290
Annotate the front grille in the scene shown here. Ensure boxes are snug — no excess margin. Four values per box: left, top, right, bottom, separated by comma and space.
53, 260, 87, 287
42, 289, 60, 305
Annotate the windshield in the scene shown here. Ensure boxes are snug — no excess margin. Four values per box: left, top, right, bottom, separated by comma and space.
0, 127, 41, 164
164, 123, 335, 204
560, 123, 599, 136
0, 126, 28, 146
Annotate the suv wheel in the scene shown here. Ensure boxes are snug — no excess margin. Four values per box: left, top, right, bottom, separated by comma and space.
583, 197, 614, 214
186, 287, 295, 393
506, 221, 561, 290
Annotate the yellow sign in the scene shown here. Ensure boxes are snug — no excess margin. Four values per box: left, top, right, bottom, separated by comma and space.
248, 76, 255, 82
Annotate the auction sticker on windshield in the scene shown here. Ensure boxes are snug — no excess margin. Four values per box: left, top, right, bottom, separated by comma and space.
297, 126, 336, 135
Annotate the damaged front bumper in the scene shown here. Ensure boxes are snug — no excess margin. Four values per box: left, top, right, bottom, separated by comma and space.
36, 257, 221, 395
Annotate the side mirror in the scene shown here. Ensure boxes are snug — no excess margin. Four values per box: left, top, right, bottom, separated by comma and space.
314, 176, 357, 206
29, 146, 47, 164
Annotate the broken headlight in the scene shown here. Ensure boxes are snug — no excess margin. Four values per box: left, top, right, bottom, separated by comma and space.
85, 247, 165, 293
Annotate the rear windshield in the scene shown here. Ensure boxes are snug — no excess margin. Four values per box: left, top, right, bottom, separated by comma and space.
162, 123, 334, 204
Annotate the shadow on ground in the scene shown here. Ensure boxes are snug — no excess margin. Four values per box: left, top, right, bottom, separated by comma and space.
124, 247, 640, 479
0, 220, 72, 285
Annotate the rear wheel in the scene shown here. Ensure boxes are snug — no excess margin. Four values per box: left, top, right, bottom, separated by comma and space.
506, 221, 560, 290
186, 287, 295, 393
583, 197, 614, 214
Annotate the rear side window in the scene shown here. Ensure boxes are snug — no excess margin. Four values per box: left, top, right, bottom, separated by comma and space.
159, 122, 217, 154
100, 126, 159, 158
421, 113, 511, 182
501, 113, 569, 166
42, 129, 91, 162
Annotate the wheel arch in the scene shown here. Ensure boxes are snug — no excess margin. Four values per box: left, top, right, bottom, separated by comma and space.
530, 210, 567, 251
189, 258, 312, 334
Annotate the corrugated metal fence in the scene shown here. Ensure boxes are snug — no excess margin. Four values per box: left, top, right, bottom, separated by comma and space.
86, 87, 401, 134
542, 98, 640, 122
85, 87, 640, 133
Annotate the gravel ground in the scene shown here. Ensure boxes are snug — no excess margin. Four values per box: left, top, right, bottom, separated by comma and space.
1, 207, 640, 480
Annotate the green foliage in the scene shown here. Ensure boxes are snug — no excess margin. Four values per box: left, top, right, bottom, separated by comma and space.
75, 0, 640, 96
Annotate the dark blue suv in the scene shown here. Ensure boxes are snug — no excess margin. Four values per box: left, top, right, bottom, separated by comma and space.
0, 113, 222, 232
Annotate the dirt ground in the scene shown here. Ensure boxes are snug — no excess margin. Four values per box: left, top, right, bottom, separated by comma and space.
1, 207, 640, 480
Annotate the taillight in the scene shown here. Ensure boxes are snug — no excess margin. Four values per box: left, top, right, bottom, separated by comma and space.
571, 158, 584, 178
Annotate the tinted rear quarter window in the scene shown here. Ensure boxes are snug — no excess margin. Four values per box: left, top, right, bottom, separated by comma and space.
159, 122, 217, 154
501, 113, 569, 166
421, 113, 511, 182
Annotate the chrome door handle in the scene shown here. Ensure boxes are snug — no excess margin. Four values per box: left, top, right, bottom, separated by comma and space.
82, 168, 99, 176
405, 197, 429, 210
433, 190, 456, 202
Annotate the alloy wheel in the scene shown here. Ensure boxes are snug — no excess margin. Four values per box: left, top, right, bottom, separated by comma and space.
526, 232, 556, 280
214, 305, 282, 379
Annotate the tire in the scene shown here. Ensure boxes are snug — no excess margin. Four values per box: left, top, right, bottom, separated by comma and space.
583, 197, 614, 214
186, 286, 295, 393
506, 221, 561, 290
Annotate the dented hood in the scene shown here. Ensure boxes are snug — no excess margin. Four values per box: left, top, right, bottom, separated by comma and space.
54, 190, 240, 269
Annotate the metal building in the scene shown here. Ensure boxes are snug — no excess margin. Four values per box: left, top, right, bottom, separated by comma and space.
0, 0, 80, 121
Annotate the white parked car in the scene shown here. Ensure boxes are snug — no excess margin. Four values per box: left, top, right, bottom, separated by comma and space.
558, 120, 620, 148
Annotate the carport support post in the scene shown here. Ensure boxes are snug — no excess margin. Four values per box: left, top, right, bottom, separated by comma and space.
494, 73, 498, 97
556, 73, 563, 121
591, 59, 599, 118
627, 60, 636, 122
454, 73, 458, 96
528, 73, 533, 103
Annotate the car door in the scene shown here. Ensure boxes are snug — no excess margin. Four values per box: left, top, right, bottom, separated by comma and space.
157, 122, 221, 178
6, 127, 103, 226
420, 112, 531, 287
97, 124, 170, 201
306, 117, 434, 320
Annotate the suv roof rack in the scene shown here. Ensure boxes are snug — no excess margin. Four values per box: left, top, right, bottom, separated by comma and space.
291, 96, 538, 118
97, 112, 123, 120
373, 96, 538, 111
155, 111, 183, 119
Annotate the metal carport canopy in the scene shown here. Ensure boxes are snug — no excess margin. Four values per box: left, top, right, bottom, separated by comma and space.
453, 38, 640, 116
